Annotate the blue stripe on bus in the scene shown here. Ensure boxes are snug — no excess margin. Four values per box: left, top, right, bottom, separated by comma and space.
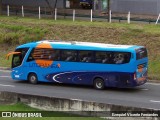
45, 71, 146, 88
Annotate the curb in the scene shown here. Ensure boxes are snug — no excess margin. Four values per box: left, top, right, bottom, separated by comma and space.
0, 91, 159, 119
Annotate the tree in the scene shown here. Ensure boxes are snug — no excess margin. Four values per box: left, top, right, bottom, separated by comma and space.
45, 0, 53, 16
45, 0, 53, 10
0, 0, 2, 15
107, 0, 110, 22
44, 0, 58, 17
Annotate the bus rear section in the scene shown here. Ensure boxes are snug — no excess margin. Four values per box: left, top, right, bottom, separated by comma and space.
111, 47, 148, 88
134, 47, 148, 86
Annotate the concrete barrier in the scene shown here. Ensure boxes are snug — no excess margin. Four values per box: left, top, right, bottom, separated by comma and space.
0, 91, 159, 119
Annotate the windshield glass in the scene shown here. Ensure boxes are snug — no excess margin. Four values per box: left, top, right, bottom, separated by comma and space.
12, 48, 29, 68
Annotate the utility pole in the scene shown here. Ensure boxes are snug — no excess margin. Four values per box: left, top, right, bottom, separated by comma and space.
0, 0, 2, 15
107, 0, 110, 22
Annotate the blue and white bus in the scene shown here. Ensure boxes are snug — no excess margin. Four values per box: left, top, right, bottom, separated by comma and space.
7, 40, 148, 89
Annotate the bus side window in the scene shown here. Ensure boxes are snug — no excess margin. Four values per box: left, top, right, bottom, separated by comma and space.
95, 52, 105, 63
61, 50, 77, 62
124, 53, 131, 63
50, 49, 60, 61
95, 52, 112, 64
113, 53, 124, 64
79, 51, 94, 63
113, 52, 131, 64
27, 49, 35, 62
102, 53, 111, 63
27, 48, 55, 62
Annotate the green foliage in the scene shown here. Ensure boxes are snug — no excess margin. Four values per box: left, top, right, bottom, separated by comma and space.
0, 103, 38, 111
0, 22, 48, 45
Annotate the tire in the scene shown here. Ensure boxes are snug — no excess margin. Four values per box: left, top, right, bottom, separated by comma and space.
93, 78, 105, 90
28, 73, 38, 84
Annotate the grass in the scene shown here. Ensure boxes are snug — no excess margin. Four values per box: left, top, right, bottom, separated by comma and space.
0, 103, 102, 120
0, 16, 160, 79
0, 103, 39, 111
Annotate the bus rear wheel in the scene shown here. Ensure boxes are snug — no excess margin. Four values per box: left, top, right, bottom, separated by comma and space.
94, 78, 105, 90
28, 73, 38, 84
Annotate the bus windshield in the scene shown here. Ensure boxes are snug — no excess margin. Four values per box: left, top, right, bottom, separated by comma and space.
12, 48, 29, 68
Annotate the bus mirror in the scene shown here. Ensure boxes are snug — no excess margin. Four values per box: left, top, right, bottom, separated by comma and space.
6, 52, 21, 60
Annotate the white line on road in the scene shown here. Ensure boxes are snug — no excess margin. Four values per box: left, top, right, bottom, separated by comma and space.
150, 100, 160, 103
0, 84, 15, 87
146, 83, 160, 86
0, 70, 11, 72
140, 88, 149, 91
0, 76, 11, 78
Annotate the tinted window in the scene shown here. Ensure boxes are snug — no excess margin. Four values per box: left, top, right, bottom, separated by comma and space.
112, 52, 131, 64
61, 50, 77, 62
27, 48, 55, 62
95, 51, 131, 64
78, 51, 94, 62
27, 48, 131, 64
136, 48, 147, 60
52, 50, 60, 61
27, 49, 34, 62
95, 52, 112, 63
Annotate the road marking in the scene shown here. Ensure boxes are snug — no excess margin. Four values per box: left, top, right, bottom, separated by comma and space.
0, 84, 15, 87
150, 100, 160, 103
140, 88, 149, 91
146, 83, 160, 86
0, 70, 11, 72
0, 76, 11, 78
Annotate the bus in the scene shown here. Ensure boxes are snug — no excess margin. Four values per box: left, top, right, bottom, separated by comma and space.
7, 40, 148, 90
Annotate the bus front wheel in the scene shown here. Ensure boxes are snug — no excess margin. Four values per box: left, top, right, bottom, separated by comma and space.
93, 78, 105, 90
28, 73, 38, 84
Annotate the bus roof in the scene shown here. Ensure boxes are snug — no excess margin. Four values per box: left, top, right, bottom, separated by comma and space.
17, 40, 144, 52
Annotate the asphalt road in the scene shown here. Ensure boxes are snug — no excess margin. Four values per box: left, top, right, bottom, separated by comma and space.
0, 69, 160, 110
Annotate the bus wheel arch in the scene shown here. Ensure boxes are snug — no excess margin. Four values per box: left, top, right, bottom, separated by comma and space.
28, 72, 38, 84
93, 77, 105, 90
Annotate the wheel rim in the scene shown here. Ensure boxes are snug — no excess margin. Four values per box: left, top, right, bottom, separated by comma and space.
30, 76, 36, 83
96, 81, 103, 89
